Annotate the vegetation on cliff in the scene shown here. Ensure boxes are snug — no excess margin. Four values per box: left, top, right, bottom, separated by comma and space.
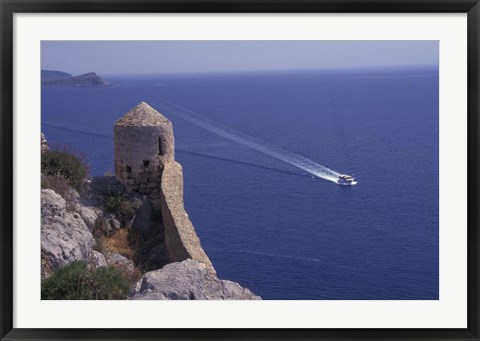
40, 131, 260, 300
100, 193, 136, 223
41, 261, 130, 300
41, 142, 142, 298
41, 147, 89, 192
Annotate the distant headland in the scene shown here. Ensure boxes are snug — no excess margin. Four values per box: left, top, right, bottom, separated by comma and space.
41, 70, 111, 87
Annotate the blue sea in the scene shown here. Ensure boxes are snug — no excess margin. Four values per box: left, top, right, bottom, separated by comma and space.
42, 67, 439, 300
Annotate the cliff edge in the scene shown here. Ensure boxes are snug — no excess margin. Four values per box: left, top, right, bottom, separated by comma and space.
40, 102, 260, 299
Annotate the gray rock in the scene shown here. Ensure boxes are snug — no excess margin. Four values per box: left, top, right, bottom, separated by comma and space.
106, 252, 130, 265
106, 252, 136, 278
41, 189, 66, 218
91, 213, 121, 237
77, 206, 100, 231
64, 187, 82, 211
41, 189, 95, 277
91, 250, 107, 268
108, 216, 121, 230
41, 133, 49, 153
91, 216, 110, 237
130, 259, 261, 300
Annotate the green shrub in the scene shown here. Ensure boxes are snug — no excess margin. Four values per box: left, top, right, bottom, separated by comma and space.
101, 194, 135, 221
102, 194, 125, 213
92, 235, 106, 253
41, 261, 130, 300
118, 201, 136, 220
41, 147, 89, 191
41, 173, 69, 191
41, 174, 78, 211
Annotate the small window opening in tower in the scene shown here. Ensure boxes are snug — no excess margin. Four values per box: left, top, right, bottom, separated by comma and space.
158, 137, 163, 155
143, 160, 150, 167
126, 165, 132, 173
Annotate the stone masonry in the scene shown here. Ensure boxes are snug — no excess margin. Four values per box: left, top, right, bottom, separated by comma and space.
114, 102, 174, 198
114, 102, 215, 274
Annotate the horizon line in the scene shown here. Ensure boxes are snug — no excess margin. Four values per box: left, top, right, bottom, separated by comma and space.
42, 63, 439, 78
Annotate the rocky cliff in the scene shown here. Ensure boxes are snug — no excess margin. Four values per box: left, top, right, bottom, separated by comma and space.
131, 259, 260, 300
41, 189, 95, 278
40, 132, 260, 300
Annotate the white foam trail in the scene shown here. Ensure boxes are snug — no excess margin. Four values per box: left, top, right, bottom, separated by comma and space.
143, 95, 342, 183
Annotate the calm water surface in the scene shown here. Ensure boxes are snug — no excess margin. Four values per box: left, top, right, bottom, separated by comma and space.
42, 67, 439, 299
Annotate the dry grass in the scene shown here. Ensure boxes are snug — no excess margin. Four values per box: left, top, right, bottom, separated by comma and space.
101, 229, 134, 259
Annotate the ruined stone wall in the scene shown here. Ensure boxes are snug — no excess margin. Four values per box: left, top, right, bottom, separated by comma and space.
113, 102, 214, 275
158, 161, 215, 275
114, 125, 173, 196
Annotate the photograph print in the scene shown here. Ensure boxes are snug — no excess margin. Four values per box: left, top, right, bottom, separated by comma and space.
40, 40, 439, 300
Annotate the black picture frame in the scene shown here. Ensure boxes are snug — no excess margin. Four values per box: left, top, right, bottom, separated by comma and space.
1, 1, 479, 340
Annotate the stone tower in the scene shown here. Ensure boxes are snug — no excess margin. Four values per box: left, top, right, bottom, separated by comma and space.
114, 102, 174, 195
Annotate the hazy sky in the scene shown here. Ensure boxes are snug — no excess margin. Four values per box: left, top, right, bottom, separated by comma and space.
41, 41, 438, 76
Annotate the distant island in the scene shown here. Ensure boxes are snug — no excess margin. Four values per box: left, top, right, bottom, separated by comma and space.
42, 70, 111, 87
41, 70, 73, 81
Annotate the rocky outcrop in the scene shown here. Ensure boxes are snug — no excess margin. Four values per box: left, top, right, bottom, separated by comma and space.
41, 133, 49, 153
106, 253, 135, 273
105, 252, 139, 282
40, 110, 261, 299
91, 250, 108, 268
130, 259, 261, 300
41, 69, 72, 81
41, 189, 95, 278
76, 205, 100, 231
42, 72, 110, 87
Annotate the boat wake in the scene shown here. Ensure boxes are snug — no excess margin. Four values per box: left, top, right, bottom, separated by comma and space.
138, 94, 352, 185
